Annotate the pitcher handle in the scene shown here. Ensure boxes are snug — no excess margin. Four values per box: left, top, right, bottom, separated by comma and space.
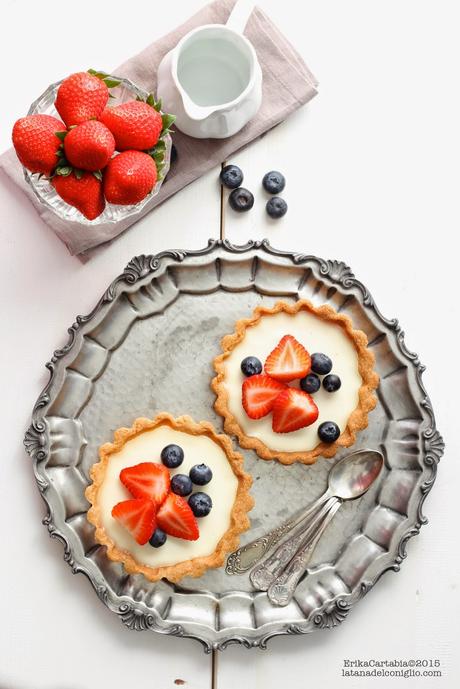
226, 0, 254, 33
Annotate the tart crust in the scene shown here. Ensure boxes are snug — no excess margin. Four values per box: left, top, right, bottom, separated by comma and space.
85, 413, 254, 582
212, 300, 379, 465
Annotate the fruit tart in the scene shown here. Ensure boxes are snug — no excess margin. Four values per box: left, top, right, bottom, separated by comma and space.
212, 300, 379, 465
86, 413, 253, 582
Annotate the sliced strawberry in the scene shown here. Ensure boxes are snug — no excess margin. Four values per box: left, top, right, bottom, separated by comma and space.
111, 498, 156, 545
156, 493, 199, 541
242, 374, 287, 420
272, 388, 319, 434
264, 335, 311, 382
120, 462, 170, 505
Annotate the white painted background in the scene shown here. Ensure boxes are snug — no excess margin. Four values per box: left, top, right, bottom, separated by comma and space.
0, 1, 459, 687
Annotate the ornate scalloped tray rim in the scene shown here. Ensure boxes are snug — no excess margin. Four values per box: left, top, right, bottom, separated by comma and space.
23, 239, 445, 651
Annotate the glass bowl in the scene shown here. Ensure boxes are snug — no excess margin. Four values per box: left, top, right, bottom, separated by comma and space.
24, 75, 172, 225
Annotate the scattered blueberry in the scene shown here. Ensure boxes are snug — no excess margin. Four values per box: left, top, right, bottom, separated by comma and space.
266, 196, 288, 219
171, 473, 193, 496
190, 463, 213, 486
161, 444, 184, 469
220, 164, 244, 189
311, 353, 333, 375
229, 187, 254, 212
300, 373, 321, 394
188, 492, 213, 517
240, 356, 263, 377
262, 170, 286, 194
318, 421, 341, 443
323, 374, 342, 392
149, 528, 167, 548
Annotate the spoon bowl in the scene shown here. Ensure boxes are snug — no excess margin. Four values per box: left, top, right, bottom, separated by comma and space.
328, 450, 383, 501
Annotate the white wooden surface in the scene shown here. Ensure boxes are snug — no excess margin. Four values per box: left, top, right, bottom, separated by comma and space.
1, 1, 459, 688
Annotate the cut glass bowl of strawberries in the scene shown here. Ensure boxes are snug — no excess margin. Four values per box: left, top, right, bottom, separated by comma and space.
13, 70, 174, 223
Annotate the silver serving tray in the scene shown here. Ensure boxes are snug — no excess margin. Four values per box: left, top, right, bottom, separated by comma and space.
24, 240, 444, 651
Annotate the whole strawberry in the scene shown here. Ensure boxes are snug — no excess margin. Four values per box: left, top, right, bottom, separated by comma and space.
12, 114, 65, 176
52, 171, 105, 220
63, 120, 115, 171
100, 100, 162, 151
55, 72, 109, 126
103, 150, 157, 205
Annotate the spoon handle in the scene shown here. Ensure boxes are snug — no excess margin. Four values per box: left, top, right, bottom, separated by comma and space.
249, 497, 337, 591
267, 500, 342, 606
226, 491, 330, 575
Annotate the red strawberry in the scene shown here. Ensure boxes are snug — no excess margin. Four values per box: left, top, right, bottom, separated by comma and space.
120, 462, 170, 505
55, 72, 109, 126
156, 493, 199, 541
103, 150, 157, 205
111, 497, 156, 545
63, 120, 115, 171
52, 171, 105, 220
264, 335, 311, 382
100, 100, 162, 151
12, 114, 65, 176
242, 374, 287, 420
272, 388, 319, 434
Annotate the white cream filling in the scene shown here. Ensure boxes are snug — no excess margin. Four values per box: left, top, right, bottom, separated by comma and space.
98, 426, 238, 568
224, 311, 362, 452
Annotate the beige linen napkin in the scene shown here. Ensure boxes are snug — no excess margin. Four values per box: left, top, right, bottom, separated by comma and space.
0, 0, 317, 258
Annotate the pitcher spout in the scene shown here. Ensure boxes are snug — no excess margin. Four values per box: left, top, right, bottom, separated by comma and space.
180, 91, 216, 121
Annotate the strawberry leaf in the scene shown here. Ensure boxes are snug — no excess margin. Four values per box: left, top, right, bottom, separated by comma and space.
56, 166, 72, 177
161, 113, 175, 132
93, 170, 103, 181
74, 169, 84, 180
88, 68, 108, 79
145, 93, 163, 112
88, 68, 102, 76
55, 130, 68, 141
154, 139, 166, 152
103, 77, 122, 88
88, 69, 121, 89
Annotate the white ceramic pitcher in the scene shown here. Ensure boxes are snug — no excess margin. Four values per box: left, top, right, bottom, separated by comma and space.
157, 1, 262, 139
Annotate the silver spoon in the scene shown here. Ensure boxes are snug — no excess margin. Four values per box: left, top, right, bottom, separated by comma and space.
265, 450, 384, 605
248, 449, 383, 592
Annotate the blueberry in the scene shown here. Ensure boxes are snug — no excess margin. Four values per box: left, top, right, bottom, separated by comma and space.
190, 463, 213, 486
266, 197, 288, 219
170, 143, 178, 165
188, 492, 213, 517
220, 164, 244, 189
318, 421, 340, 443
311, 353, 333, 375
171, 473, 193, 496
262, 170, 286, 194
149, 528, 167, 548
300, 373, 321, 394
323, 374, 341, 393
229, 187, 254, 212
161, 444, 184, 468
240, 356, 262, 377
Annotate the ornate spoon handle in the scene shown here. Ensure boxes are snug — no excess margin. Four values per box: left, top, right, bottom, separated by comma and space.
267, 500, 342, 606
249, 497, 337, 590
225, 491, 331, 575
